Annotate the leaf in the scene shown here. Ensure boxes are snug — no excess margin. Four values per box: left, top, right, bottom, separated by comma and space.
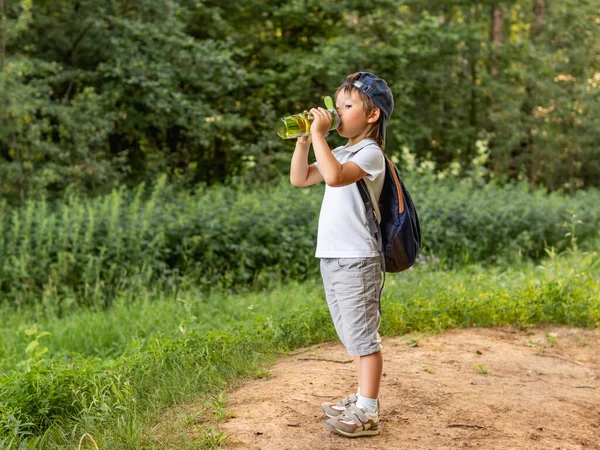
25, 340, 39, 354
23, 325, 37, 336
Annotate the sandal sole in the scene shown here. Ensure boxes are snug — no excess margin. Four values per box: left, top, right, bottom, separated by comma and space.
324, 421, 379, 438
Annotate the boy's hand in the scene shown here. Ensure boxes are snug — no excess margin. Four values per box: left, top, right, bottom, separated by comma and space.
309, 107, 332, 138
297, 117, 312, 145
297, 135, 311, 145
297, 111, 313, 146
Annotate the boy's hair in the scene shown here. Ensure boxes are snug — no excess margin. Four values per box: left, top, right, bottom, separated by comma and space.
335, 72, 393, 151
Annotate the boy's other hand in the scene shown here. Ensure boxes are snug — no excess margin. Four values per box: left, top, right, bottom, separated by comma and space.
297, 133, 312, 145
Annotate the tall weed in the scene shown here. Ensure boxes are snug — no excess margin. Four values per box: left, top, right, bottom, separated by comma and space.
0, 175, 599, 308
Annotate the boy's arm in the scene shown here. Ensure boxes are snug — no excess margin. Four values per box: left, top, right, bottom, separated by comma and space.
290, 137, 323, 187
310, 107, 367, 187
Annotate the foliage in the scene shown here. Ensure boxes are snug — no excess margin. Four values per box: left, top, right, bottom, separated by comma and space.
0, 173, 598, 308
0, 0, 247, 202
1, 0, 599, 203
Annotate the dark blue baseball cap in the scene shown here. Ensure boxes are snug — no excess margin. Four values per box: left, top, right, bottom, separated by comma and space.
343, 72, 394, 143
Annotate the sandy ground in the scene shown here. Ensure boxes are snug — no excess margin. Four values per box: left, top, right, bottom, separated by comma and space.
219, 326, 600, 450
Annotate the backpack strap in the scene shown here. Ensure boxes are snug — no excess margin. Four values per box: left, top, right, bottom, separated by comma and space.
351, 141, 387, 311
357, 179, 386, 314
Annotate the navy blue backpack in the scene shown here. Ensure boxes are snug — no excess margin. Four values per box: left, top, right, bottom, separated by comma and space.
357, 157, 421, 273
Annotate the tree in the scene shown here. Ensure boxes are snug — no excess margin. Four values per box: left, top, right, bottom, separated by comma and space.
490, 3, 503, 75
1, 0, 599, 199
1, 0, 5, 71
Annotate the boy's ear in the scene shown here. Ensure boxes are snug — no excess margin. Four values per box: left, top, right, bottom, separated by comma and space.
367, 107, 381, 124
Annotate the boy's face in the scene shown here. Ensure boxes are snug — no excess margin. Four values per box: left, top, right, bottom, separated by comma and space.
335, 89, 378, 141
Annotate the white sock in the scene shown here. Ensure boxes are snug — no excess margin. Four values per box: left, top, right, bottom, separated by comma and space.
356, 386, 360, 396
356, 395, 378, 414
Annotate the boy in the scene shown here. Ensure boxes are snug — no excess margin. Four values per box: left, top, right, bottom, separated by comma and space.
289, 72, 394, 437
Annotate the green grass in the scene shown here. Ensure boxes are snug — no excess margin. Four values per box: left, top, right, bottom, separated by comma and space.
0, 281, 322, 370
2, 246, 598, 366
1, 247, 599, 448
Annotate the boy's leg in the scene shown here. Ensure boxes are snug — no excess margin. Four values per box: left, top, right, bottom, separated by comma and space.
354, 357, 361, 392
326, 351, 382, 437
323, 257, 382, 436
358, 350, 382, 400
320, 258, 359, 418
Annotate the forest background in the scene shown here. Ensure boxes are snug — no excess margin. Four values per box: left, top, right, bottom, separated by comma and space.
1, 0, 599, 203
1, 1, 600, 448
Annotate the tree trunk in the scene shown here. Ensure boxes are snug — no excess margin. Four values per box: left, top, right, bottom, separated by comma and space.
532, 0, 545, 37
1, 0, 5, 71
466, 5, 481, 163
490, 4, 503, 75
520, 0, 546, 182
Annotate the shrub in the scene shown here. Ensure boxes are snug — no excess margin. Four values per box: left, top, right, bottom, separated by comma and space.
0, 175, 598, 308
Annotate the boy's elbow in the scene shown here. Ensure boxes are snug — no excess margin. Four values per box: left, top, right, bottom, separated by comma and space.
321, 165, 346, 187
289, 176, 304, 188
323, 173, 343, 187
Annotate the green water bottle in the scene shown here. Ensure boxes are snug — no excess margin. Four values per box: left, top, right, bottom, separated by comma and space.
276, 96, 340, 139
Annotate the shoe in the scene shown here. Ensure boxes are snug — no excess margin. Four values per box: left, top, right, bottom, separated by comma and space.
320, 394, 357, 418
324, 405, 379, 437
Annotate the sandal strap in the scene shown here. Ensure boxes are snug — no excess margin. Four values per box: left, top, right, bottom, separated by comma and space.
339, 394, 357, 407
340, 405, 369, 427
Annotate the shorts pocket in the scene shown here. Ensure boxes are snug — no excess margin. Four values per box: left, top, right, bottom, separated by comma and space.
336, 258, 367, 271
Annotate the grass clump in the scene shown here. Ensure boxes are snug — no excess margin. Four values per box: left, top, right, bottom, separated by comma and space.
0, 248, 598, 448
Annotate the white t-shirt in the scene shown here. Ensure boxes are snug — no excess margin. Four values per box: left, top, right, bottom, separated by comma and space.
314, 138, 385, 258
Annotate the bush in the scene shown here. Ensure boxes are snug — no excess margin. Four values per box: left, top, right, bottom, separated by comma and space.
0, 175, 598, 308
409, 175, 600, 263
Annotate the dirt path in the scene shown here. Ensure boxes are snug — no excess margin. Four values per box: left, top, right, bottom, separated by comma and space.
220, 326, 600, 449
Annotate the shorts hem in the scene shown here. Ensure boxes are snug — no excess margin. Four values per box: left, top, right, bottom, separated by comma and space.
346, 344, 382, 357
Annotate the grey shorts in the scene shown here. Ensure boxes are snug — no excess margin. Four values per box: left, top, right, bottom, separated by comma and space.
320, 257, 382, 357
